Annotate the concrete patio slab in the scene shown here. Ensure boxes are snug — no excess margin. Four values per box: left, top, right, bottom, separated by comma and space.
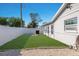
0, 48, 79, 56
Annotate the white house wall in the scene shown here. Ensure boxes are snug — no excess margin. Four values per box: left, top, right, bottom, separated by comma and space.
43, 4, 79, 46
53, 3, 79, 46
43, 24, 54, 38
48, 24, 54, 38
43, 26, 49, 36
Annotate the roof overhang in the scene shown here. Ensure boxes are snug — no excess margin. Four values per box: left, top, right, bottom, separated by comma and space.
42, 3, 68, 26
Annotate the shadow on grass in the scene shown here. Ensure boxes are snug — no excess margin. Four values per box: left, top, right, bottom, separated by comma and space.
0, 34, 68, 51
0, 34, 31, 51
0, 34, 69, 56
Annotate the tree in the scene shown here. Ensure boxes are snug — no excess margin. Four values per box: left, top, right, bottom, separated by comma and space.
0, 17, 25, 27
8, 17, 25, 27
27, 13, 42, 28
27, 20, 38, 28
0, 17, 8, 25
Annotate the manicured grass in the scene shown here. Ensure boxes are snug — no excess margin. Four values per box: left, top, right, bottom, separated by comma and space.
0, 34, 68, 50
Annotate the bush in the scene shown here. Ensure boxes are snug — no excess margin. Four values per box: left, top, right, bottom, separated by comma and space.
0, 17, 8, 25
0, 17, 25, 27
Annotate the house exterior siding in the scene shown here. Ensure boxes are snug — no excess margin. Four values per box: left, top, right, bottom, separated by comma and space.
42, 3, 79, 46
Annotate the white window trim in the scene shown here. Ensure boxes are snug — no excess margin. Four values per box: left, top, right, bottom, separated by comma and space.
64, 17, 78, 33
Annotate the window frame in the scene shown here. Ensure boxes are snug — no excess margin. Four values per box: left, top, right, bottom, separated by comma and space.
64, 17, 78, 32
51, 25, 54, 34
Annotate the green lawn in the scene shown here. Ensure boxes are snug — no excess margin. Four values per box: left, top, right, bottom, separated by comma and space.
0, 34, 68, 50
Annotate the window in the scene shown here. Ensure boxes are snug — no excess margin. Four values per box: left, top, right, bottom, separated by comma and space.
44, 27, 47, 33
65, 17, 77, 25
51, 25, 53, 34
64, 17, 77, 31
47, 26, 49, 33
44, 26, 49, 33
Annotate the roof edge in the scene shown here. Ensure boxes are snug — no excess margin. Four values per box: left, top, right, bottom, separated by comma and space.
42, 3, 68, 26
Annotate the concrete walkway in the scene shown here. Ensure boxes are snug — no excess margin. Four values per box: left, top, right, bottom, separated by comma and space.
0, 48, 79, 56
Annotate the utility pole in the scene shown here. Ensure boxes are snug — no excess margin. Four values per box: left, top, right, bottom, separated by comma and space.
20, 3, 23, 27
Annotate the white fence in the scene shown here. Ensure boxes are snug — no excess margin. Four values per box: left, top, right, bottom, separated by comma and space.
25, 28, 39, 34
0, 25, 41, 46
0, 25, 27, 46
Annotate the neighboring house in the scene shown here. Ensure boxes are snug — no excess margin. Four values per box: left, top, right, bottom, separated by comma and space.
41, 3, 79, 47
